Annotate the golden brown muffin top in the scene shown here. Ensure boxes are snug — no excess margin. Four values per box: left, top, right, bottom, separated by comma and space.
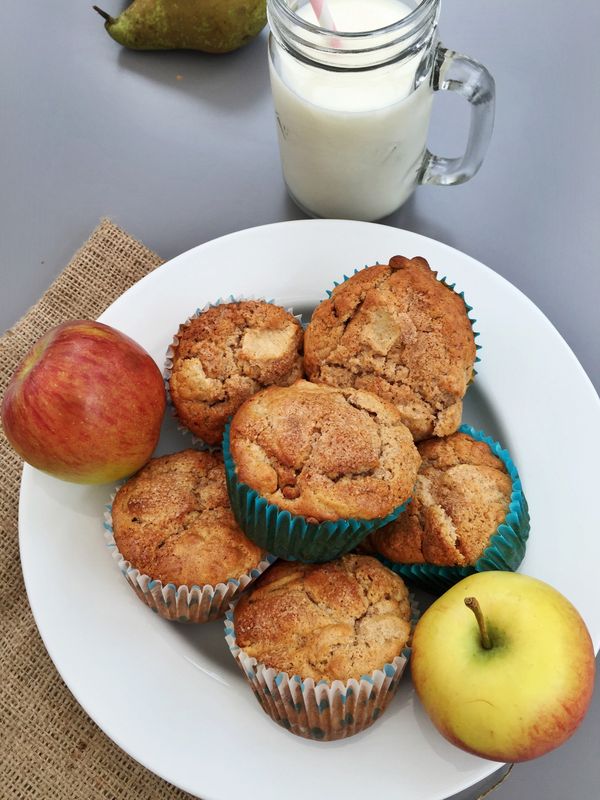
304, 256, 476, 441
229, 380, 420, 522
169, 301, 304, 446
234, 555, 411, 681
370, 432, 512, 566
112, 449, 266, 586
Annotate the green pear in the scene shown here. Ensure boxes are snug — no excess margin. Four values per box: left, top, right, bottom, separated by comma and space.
93, 0, 267, 54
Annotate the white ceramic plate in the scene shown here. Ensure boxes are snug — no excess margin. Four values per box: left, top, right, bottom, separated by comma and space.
20, 220, 600, 800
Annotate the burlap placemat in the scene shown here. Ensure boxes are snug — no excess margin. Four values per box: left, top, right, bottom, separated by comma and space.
0, 219, 194, 800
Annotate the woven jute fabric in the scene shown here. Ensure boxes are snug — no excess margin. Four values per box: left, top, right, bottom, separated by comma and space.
0, 219, 194, 800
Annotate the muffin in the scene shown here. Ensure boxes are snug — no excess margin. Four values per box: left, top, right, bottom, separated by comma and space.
224, 379, 421, 561
168, 300, 304, 446
107, 449, 274, 622
225, 555, 414, 740
369, 427, 529, 593
304, 256, 477, 441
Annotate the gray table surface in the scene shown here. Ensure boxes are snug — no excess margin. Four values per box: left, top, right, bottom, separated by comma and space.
2, 1, 599, 798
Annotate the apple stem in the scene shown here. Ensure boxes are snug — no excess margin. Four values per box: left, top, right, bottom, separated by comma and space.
464, 596, 492, 650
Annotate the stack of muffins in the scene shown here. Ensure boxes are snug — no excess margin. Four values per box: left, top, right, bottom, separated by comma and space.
105, 256, 529, 740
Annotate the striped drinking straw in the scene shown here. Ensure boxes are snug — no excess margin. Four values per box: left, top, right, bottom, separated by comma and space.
309, 0, 338, 32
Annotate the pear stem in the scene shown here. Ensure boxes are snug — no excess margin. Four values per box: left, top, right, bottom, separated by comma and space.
465, 596, 492, 650
93, 6, 115, 24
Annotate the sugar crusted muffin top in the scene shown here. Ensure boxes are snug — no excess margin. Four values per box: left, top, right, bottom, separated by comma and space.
169, 301, 304, 446
112, 449, 266, 586
229, 380, 421, 521
233, 555, 412, 682
370, 432, 512, 566
304, 256, 476, 441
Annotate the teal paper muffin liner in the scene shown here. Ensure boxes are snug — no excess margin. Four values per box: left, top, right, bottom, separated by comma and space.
103, 488, 276, 623
164, 296, 303, 451
324, 261, 482, 377
376, 424, 530, 595
223, 591, 418, 741
223, 422, 411, 563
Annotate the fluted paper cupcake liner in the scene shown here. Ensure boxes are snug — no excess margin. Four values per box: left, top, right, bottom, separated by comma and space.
324, 262, 482, 376
164, 296, 304, 450
223, 593, 419, 741
223, 422, 411, 563
103, 489, 276, 623
376, 424, 530, 595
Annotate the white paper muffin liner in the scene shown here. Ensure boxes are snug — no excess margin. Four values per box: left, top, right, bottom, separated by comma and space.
224, 593, 419, 740
163, 295, 304, 450
104, 489, 276, 623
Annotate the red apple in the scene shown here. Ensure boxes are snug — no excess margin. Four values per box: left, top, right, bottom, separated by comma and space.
2, 320, 166, 483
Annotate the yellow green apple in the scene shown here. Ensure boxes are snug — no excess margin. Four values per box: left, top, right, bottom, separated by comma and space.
411, 571, 596, 762
1, 320, 166, 483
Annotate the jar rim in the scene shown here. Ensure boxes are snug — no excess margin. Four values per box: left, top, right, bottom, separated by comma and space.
270, 0, 439, 39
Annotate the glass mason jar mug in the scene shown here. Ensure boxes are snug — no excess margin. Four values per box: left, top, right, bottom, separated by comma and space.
267, 0, 495, 221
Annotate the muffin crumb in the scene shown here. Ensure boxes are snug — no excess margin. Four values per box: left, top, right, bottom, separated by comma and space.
234, 555, 412, 682
229, 380, 420, 521
304, 257, 476, 441
169, 301, 304, 445
370, 432, 512, 566
112, 449, 266, 586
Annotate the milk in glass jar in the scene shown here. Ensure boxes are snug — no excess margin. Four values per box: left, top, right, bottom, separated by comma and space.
267, 0, 495, 220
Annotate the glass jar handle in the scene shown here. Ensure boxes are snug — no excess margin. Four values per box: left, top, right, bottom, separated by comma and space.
420, 45, 495, 186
